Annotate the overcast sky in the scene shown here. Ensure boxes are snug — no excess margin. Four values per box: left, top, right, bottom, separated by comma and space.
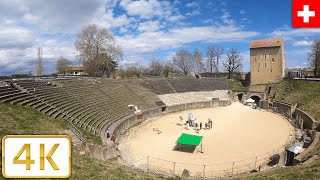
0, 0, 319, 75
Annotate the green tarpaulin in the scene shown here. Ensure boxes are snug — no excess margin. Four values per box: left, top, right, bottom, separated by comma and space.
176, 133, 203, 146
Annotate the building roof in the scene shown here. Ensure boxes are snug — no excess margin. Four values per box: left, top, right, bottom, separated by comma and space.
250, 38, 283, 49
67, 66, 84, 71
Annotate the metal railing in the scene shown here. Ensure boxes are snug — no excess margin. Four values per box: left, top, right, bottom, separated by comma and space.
124, 136, 294, 178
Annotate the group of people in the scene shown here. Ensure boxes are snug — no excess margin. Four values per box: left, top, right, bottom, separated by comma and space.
183, 112, 213, 131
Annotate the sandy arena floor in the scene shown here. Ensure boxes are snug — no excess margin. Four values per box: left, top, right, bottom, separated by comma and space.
119, 102, 295, 176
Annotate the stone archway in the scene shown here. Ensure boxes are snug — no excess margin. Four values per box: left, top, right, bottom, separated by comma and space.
250, 95, 261, 105
237, 93, 244, 101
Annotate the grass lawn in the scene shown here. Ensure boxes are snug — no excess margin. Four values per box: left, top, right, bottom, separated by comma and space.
227, 79, 249, 91
272, 79, 320, 121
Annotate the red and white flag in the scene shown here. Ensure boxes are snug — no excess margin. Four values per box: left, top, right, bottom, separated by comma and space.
292, 0, 320, 28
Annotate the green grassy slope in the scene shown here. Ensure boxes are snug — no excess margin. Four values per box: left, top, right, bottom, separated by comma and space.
272, 79, 320, 121
227, 79, 249, 91
0, 102, 180, 180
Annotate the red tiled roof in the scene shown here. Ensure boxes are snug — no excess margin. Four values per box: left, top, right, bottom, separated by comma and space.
67, 66, 84, 71
250, 38, 283, 49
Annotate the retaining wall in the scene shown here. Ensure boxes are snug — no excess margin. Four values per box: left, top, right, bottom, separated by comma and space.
272, 101, 319, 165
111, 99, 230, 138
273, 101, 318, 130
295, 108, 318, 130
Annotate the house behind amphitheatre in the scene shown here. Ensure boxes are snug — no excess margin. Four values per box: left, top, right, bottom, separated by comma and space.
250, 38, 285, 85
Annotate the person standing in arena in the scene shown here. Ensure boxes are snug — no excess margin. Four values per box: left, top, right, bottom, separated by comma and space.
208, 118, 213, 129
106, 129, 110, 139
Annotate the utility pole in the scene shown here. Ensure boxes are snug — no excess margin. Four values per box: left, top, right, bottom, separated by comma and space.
34, 47, 44, 76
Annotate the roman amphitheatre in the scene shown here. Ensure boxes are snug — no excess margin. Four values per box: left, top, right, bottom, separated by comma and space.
119, 102, 294, 177
1, 76, 319, 179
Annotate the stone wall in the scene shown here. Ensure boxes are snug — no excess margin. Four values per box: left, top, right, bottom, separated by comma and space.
158, 90, 228, 106
111, 99, 230, 138
273, 101, 293, 119
295, 108, 318, 130
273, 101, 318, 130
272, 101, 319, 165
87, 143, 118, 160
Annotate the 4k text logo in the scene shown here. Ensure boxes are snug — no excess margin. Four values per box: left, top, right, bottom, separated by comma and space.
2, 135, 71, 178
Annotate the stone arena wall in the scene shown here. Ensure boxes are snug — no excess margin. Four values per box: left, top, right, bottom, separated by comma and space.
295, 108, 318, 130
294, 131, 319, 164
272, 101, 319, 164
111, 99, 231, 137
273, 101, 318, 130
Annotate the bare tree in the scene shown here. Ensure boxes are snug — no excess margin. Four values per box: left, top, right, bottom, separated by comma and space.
193, 49, 204, 74
206, 46, 216, 74
56, 56, 71, 75
172, 49, 195, 75
120, 63, 143, 77
308, 39, 320, 77
223, 48, 243, 79
149, 58, 164, 76
213, 46, 224, 73
75, 24, 122, 76
206, 46, 224, 75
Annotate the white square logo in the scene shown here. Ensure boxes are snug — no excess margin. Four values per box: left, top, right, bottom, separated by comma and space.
2, 135, 71, 178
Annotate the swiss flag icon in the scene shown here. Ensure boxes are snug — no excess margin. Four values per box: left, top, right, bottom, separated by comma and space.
292, 0, 320, 28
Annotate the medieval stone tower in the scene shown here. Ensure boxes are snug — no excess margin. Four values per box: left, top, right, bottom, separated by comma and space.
250, 38, 285, 85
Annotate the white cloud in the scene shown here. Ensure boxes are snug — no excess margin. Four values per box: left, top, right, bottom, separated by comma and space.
0, 0, 261, 75
118, 26, 259, 56
0, 26, 35, 49
203, 19, 214, 24
186, 10, 200, 16
272, 27, 320, 37
0, 40, 76, 75
119, 0, 174, 19
186, 2, 199, 8
91, 8, 136, 30
240, 9, 246, 15
0, 0, 107, 33
220, 10, 235, 26
138, 20, 161, 32
293, 40, 313, 47
167, 14, 185, 22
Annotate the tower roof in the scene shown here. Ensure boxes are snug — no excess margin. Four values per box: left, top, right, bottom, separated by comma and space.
250, 38, 283, 49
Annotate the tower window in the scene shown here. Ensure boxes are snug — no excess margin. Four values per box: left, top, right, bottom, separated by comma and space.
272, 58, 275, 63
265, 54, 266, 59
265, 63, 267, 68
